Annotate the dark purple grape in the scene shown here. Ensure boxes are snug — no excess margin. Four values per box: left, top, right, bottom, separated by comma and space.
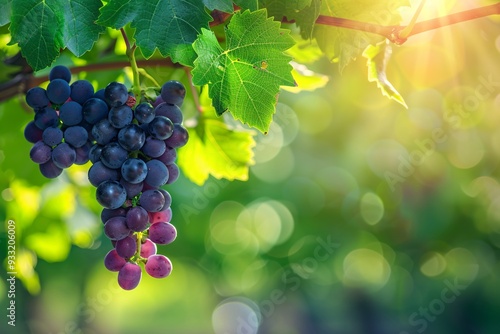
52, 142, 76, 168
141, 137, 166, 158
166, 163, 180, 184
139, 189, 165, 213
160, 80, 186, 106
134, 102, 155, 124
39, 159, 63, 178
152, 95, 164, 108
42, 127, 63, 147
59, 101, 83, 126
121, 158, 148, 184
148, 116, 174, 140
64, 126, 88, 148
100, 142, 128, 169
30, 141, 52, 164
24, 121, 44, 143
104, 249, 127, 271
117, 262, 141, 290
140, 239, 157, 258
164, 124, 189, 148
145, 254, 172, 278
88, 161, 120, 187
82, 98, 109, 124
126, 206, 149, 232
96, 180, 127, 209
118, 124, 146, 151
92, 119, 118, 145
158, 188, 172, 210
93, 88, 106, 101
75, 141, 92, 165
115, 236, 137, 258
89, 144, 103, 163
154, 102, 183, 124
49, 65, 71, 83
120, 179, 143, 198
47, 78, 71, 104
26, 87, 50, 109
34, 107, 59, 130
145, 160, 169, 187
108, 105, 133, 129
101, 207, 128, 224
104, 82, 129, 107
148, 222, 177, 245
103, 216, 130, 240
70, 80, 94, 104
157, 147, 177, 165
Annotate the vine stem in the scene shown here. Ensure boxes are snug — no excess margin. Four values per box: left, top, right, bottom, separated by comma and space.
121, 28, 141, 101
184, 67, 203, 114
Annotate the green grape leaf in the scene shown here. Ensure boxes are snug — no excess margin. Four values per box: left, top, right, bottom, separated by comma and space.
234, 0, 258, 11
363, 42, 407, 108
63, 0, 105, 56
294, 0, 321, 39
9, 0, 64, 71
282, 61, 329, 93
0, 0, 12, 26
9, 0, 104, 71
259, 0, 311, 19
98, 0, 212, 65
192, 10, 295, 133
178, 91, 255, 185
203, 0, 234, 13
314, 0, 410, 71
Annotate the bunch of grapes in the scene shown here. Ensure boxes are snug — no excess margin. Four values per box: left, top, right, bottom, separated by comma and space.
24, 65, 189, 290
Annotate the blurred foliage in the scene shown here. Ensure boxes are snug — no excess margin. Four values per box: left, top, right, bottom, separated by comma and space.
1, 1, 500, 334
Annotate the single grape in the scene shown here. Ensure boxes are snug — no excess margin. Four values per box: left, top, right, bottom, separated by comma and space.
101, 207, 128, 224
103, 216, 130, 240
39, 159, 63, 178
117, 262, 142, 290
96, 180, 127, 209
93, 88, 106, 101
154, 102, 183, 124
164, 124, 189, 148
139, 189, 165, 213
104, 82, 129, 107
148, 207, 172, 224
82, 98, 109, 124
100, 142, 128, 169
145, 254, 172, 278
148, 222, 177, 245
141, 136, 166, 158
158, 188, 172, 210
88, 161, 120, 187
134, 102, 155, 124
49, 65, 71, 83
34, 107, 59, 130
121, 158, 148, 184
148, 116, 174, 140
25, 87, 50, 109
115, 235, 137, 258
52, 142, 76, 169
140, 239, 157, 258
118, 124, 146, 151
152, 95, 164, 108
47, 78, 71, 104
70, 80, 95, 104
160, 80, 186, 106
108, 105, 133, 129
30, 141, 52, 164
166, 163, 180, 184
92, 119, 118, 145
75, 141, 92, 165
59, 101, 83, 126
157, 147, 177, 165
24, 121, 44, 143
64, 126, 88, 148
145, 159, 169, 187
89, 144, 103, 163
104, 249, 127, 272
42, 127, 63, 147
126, 206, 149, 232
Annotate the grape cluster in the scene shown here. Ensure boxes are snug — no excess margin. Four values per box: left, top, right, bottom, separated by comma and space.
24, 66, 189, 290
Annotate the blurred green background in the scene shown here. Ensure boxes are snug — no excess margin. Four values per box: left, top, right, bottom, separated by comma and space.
2, 1, 500, 333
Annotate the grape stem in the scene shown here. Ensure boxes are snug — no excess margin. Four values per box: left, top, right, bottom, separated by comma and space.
184, 68, 203, 114
121, 28, 141, 103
